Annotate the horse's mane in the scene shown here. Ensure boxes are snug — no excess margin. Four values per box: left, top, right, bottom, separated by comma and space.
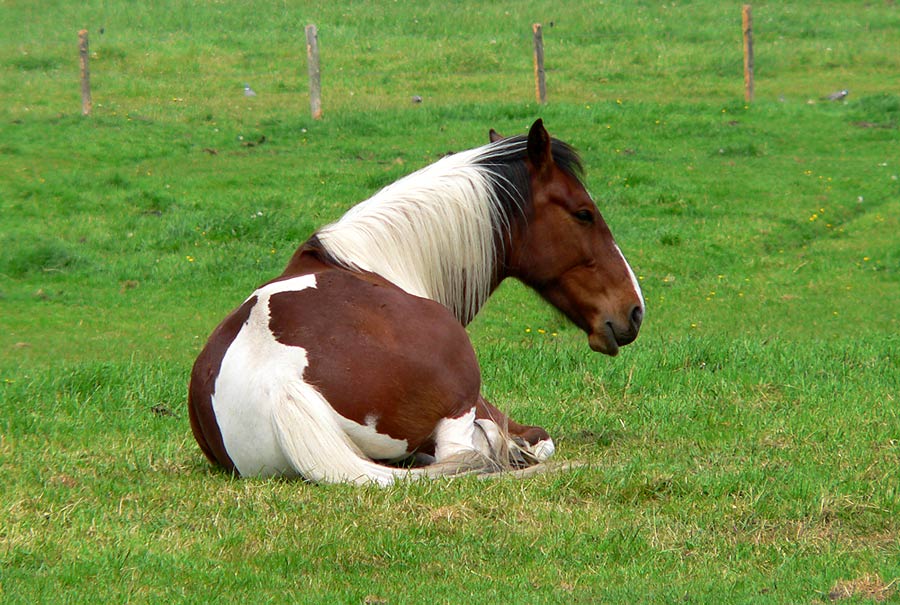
314, 135, 583, 325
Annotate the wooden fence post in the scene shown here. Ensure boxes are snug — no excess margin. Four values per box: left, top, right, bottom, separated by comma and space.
742, 5, 754, 102
78, 29, 92, 115
305, 24, 322, 120
533, 23, 546, 105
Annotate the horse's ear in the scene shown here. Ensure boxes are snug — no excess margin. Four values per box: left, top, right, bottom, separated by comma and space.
489, 128, 504, 143
527, 119, 553, 174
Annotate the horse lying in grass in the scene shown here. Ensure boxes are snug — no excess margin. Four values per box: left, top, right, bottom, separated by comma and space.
189, 119, 644, 484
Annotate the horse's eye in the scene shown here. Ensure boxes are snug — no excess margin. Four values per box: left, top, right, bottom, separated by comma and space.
573, 209, 594, 224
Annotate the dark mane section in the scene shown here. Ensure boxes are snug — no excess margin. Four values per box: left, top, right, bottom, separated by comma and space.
476, 136, 585, 218
549, 138, 586, 179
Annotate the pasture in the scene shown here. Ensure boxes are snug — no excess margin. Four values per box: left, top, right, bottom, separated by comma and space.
2, 1, 899, 602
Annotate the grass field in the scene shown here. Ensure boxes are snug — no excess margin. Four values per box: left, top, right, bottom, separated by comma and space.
2, 1, 899, 602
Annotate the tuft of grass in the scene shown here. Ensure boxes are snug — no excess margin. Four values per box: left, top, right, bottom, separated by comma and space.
10, 54, 62, 72
0, 233, 85, 278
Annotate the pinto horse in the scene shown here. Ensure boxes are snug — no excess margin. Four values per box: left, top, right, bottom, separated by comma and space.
189, 120, 644, 484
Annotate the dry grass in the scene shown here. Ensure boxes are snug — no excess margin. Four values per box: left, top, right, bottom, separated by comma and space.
827, 573, 897, 603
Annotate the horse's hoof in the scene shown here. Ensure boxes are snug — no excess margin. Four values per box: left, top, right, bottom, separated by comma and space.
530, 438, 555, 462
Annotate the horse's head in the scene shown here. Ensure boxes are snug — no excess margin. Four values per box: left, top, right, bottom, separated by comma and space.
504, 120, 644, 356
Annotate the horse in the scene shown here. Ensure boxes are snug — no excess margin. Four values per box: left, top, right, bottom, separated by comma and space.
188, 119, 644, 485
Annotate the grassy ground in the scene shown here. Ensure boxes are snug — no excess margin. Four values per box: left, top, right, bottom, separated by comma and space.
2, 1, 899, 603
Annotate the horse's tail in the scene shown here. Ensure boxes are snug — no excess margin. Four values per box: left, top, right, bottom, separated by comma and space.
271, 380, 499, 485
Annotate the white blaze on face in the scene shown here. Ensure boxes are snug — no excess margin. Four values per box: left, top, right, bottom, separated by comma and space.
615, 244, 644, 311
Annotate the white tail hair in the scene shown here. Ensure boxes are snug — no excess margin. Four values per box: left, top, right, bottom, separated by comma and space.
271, 379, 406, 485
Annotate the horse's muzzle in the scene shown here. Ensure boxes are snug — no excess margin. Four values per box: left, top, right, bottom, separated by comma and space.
588, 304, 643, 356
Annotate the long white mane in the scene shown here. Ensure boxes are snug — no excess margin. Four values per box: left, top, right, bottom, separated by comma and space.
315, 138, 528, 325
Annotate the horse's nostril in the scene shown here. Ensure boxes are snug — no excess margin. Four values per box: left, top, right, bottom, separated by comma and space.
630, 305, 644, 330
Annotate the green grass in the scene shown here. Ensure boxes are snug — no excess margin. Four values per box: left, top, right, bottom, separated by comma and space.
2, 1, 899, 603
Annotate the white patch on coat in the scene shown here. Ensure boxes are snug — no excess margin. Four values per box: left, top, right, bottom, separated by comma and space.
336, 413, 410, 461
433, 407, 482, 461
212, 274, 319, 477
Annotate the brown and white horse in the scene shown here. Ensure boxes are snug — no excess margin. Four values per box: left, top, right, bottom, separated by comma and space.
188, 120, 643, 484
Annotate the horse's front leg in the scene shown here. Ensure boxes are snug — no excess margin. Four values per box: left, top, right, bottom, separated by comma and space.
474, 395, 555, 465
